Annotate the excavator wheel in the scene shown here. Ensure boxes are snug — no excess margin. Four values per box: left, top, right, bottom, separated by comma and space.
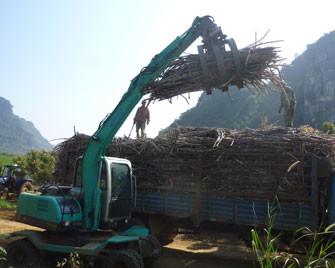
5, 238, 41, 268
102, 249, 144, 268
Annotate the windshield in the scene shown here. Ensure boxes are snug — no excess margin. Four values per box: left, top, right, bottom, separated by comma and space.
111, 163, 131, 200
2, 167, 11, 177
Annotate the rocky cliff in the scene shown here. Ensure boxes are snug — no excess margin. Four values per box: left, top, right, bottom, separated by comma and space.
0, 97, 52, 154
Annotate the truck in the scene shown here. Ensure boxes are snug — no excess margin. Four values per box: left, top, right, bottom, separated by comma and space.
106, 128, 335, 243
5, 16, 241, 268
133, 158, 335, 240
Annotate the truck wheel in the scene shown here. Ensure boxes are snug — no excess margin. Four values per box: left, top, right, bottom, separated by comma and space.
20, 181, 33, 193
143, 235, 161, 267
148, 215, 176, 246
102, 249, 144, 268
5, 239, 41, 268
156, 231, 176, 246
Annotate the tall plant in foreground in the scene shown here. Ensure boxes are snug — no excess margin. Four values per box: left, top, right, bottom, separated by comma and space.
251, 203, 335, 268
283, 224, 335, 268
251, 202, 281, 268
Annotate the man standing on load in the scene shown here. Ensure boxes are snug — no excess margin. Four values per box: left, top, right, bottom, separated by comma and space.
134, 100, 150, 138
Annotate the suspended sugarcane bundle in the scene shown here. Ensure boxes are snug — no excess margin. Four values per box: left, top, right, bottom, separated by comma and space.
53, 127, 335, 203
143, 44, 287, 101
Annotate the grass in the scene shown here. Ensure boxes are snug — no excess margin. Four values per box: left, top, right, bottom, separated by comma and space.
0, 199, 16, 210
251, 202, 280, 268
0, 154, 15, 169
251, 203, 335, 268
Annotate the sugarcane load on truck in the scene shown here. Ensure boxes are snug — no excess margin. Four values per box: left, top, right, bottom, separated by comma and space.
5, 16, 292, 268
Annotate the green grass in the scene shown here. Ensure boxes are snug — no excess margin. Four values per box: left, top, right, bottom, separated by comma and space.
0, 199, 16, 209
0, 154, 15, 168
251, 205, 335, 268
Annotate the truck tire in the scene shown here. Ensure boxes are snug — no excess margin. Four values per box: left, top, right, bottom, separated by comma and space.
143, 235, 161, 267
5, 239, 41, 268
102, 249, 144, 268
156, 231, 176, 246
148, 215, 176, 246
20, 181, 33, 193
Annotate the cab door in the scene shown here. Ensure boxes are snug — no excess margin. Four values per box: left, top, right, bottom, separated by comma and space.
108, 162, 132, 220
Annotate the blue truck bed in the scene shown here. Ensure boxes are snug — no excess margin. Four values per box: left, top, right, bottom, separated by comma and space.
135, 166, 335, 231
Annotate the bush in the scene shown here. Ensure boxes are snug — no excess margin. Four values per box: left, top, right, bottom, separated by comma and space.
13, 150, 56, 185
322, 122, 335, 134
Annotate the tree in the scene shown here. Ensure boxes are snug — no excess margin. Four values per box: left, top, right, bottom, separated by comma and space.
13, 150, 56, 185
322, 122, 335, 134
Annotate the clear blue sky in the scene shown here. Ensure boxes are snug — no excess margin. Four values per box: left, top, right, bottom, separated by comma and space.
0, 0, 334, 143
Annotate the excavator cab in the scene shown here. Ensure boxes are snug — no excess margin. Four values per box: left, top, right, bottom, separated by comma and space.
71, 156, 136, 229
71, 157, 136, 229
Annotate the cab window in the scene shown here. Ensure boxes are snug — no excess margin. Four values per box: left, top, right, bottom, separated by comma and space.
100, 162, 107, 190
111, 163, 130, 199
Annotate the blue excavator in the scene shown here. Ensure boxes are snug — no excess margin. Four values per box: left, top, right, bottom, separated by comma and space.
5, 16, 241, 268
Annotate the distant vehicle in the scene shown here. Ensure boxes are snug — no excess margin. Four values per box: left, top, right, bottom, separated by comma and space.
0, 164, 33, 199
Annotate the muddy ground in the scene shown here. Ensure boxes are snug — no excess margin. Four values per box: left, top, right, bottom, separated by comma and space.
0, 209, 254, 267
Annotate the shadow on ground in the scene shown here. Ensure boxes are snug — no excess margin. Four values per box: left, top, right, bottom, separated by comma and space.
154, 247, 254, 268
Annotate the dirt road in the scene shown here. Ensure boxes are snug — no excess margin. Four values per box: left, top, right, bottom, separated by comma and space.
0, 209, 253, 268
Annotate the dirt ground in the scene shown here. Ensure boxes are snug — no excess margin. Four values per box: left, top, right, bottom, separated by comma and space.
0, 209, 41, 235
0, 209, 254, 268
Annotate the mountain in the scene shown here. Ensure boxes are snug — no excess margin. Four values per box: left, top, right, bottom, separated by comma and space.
283, 32, 335, 127
0, 97, 52, 154
171, 31, 335, 129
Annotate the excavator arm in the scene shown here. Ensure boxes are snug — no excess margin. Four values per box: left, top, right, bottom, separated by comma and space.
82, 16, 231, 231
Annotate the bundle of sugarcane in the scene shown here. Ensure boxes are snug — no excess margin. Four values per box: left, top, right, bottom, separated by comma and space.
143, 44, 285, 101
53, 134, 90, 184
53, 127, 335, 203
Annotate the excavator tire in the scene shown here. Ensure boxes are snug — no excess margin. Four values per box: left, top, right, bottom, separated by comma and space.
102, 249, 144, 268
20, 181, 33, 193
5, 238, 41, 268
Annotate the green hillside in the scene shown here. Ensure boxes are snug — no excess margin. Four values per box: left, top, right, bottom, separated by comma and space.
0, 97, 52, 154
172, 31, 335, 129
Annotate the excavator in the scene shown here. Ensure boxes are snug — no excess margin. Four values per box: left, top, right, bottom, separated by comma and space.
5, 16, 241, 268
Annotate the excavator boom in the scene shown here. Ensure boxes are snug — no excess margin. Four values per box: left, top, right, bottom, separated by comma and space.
82, 16, 231, 230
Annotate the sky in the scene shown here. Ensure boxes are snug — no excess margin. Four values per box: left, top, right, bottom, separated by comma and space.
0, 0, 334, 144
